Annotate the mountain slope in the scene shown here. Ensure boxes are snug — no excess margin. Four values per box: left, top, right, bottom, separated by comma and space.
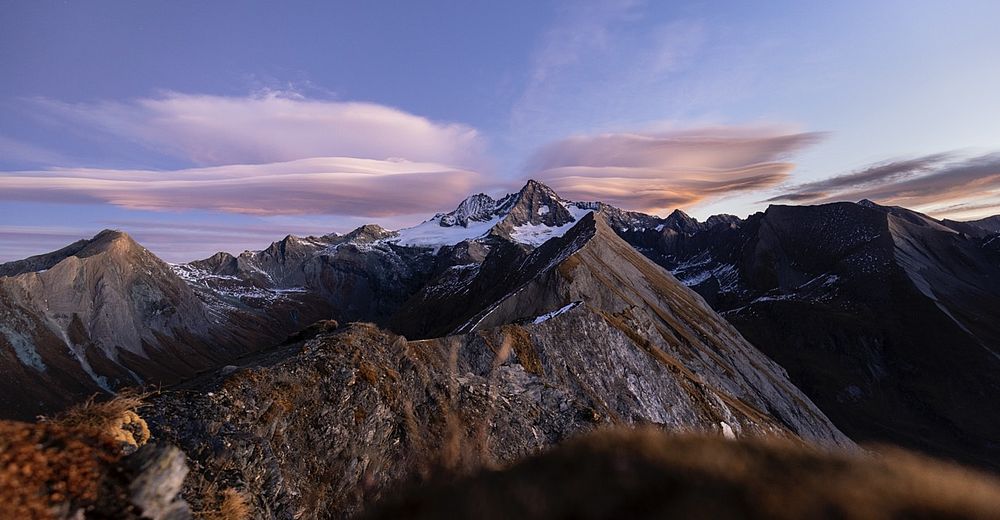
943, 214, 1000, 237
391, 212, 849, 446
633, 201, 1000, 470
147, 310, 849, 517
0, 230, 248, 419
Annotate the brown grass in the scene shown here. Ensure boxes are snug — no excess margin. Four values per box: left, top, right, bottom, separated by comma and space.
194, 484, 253, 520
498, 325, 542, 376
0, 420, 121, 519
366, 427, 1000, 520
48, 391, 150, 450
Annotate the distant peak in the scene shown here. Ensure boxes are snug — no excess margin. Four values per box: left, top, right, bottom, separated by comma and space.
519, 179, 560, 198
440, 193, 498, 227
85, 229, 140, 252
92, 228, 131, 241
666, 209, 694, 221
344, 224, 393, 242
857, 199, 881, 208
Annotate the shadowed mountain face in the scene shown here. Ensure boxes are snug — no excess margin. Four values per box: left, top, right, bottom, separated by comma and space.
392, 213, 848, 445
943, 214, 1000, 237
628, 201, 1000, 470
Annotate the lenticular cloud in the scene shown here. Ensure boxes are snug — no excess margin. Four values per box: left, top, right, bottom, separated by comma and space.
528, 127, 823, 213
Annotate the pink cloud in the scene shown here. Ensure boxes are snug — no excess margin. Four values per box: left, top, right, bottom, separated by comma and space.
528, 127, 822, 213
0, 157, 485, 217
32, 91, 487, 169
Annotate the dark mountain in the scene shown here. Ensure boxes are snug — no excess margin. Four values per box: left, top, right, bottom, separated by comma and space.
943, 214, 1000, 237
627, 201, 1000, 470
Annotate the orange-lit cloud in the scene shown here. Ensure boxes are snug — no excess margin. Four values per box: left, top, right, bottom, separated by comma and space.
528, 127, 823, 214
0, 157, 485, 217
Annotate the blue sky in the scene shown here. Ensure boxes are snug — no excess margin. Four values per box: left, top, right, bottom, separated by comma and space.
2, 0, 1000, 261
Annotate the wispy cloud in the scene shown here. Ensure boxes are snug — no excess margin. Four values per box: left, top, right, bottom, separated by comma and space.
765, 153, 953, 202
30, 91, 487, 169
510, 1, 707, 139
528, 126, 822, 214
767, 152, 1000, 219
0, 157, 485, 217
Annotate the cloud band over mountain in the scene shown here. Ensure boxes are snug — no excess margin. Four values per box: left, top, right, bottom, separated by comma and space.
528, 127, 823, 213
0, 157, 484, 217
768, 152, 1000, 218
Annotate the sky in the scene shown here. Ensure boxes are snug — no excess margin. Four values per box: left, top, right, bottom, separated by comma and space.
2, 0, 1000, 261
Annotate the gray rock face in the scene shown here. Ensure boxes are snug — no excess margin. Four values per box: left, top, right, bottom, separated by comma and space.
178, 226, 439, 331
0, 231, 242, 419
439, 193, 498, 227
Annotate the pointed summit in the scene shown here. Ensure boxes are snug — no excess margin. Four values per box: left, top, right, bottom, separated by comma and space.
660, 209, 703, 234
496, 179, 574, 229
77, 229, 146, 257
0, 229, 148, 277
343, 224, 394, 242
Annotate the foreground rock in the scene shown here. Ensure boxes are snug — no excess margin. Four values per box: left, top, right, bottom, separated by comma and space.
366, 428, 1000, 520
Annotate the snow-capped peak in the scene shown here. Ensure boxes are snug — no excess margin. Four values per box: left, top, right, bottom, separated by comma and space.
440, 193, 500, 227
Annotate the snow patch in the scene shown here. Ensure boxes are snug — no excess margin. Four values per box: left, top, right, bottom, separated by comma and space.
393, 215, 502, 249
510, 206, 593, 246
531, 301, 582, 324
1, 325, 46, 372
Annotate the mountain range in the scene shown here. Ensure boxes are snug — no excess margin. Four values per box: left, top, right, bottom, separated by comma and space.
1, 179, 998, 478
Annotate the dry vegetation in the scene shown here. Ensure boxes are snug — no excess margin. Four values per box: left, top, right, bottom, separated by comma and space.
195, 486, 252, 520
0, 392, 149, 519
366, 427, 1000, 519
50, 391, 151, 451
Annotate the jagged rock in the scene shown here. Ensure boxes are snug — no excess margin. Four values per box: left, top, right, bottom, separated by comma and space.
123, 444, 191, 520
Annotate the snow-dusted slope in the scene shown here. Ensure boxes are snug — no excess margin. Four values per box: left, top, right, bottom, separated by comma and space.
392, 179, 618, 248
